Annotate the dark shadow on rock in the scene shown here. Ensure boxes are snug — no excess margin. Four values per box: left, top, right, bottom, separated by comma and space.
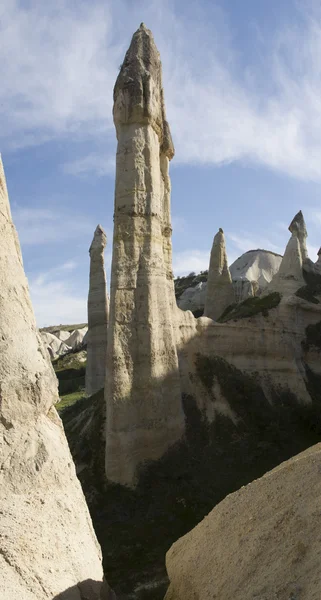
60, 312, 321, 599
52, 578, 116, 599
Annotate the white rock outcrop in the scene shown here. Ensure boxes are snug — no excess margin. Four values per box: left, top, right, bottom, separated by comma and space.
65, 327, 88, 350
204, 228, 235, 320
165, 443, 321, 600
40, 331, 72, 359
176, 250, 282, 314
86, 225, 109, 397
55, 329, 71, 342
105, 23, 184, 487
230, 249, 282, 301
0, 157, 106, 599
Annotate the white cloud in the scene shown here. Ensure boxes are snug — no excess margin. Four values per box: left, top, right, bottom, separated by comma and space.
28, 262, 87, 327
63, 153, 115, 177
11, 206, 94, 245
173, 250, 210, 276
1, 0, 321, 183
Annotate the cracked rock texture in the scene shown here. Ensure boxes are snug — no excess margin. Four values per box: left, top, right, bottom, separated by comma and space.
0, 157, 106, 600
105, 24, 184, 487
86, 225, 109, 397
165, 443, 321, 600
204, 228, 235, 320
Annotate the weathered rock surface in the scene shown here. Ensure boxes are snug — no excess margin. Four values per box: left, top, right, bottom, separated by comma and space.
204, 228, 235, 320
40, 330, 72, 358
55, 329, 71, 342
269, 211, 307, 295
176, 250, 282, 313
86, 225, 109, 397
0, 157, 106, 599
65, 326, 88, 350
106, 23, 184, 487
230, 248, 282, 301
165, 443, 321, 600
289, 209, 308, 261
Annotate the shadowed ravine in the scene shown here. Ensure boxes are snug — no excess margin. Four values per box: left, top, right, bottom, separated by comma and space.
61, 334, 321, 599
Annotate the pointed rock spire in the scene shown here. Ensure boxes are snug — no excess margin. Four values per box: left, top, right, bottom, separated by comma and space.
106, 26, 184, 487
269, 212, 306, 294
85, 224, 109, 397
0, 159, 105, 597
204, 228, 235, 320
289, 210, 308, 261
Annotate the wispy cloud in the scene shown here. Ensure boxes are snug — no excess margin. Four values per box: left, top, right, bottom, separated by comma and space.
63, 153, 115, 177
28, 261, 87, 327
11, 206, 94, 245
2, 1, 321, 181
173, 250, 210, 276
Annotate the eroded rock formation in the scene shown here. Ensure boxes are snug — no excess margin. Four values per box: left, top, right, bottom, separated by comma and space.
269, 211, 306, 294
165, 443, 321, 600
204, 228, 235, 320
86, 225, 109, 397
0, 157, 107, 599
105, 24, 184, 487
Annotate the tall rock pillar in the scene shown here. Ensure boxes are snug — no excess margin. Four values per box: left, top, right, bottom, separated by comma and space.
105, 24, 184, 487
269, 211, 306, 294
86, 224, 109, 397
0, 157, 107, 598
204, 228, 235, 320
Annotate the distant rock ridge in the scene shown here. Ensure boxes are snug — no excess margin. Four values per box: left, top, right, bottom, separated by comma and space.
204, 228, 235, 320
105, 24, 184, 487
0, 157, 108, 599
86, 225, 109, 397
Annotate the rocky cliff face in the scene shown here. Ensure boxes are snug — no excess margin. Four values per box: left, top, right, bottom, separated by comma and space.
105, 24, 184, 487
0, 157, 108, 600
165, 443, 321, 600
86, 225, 109, 397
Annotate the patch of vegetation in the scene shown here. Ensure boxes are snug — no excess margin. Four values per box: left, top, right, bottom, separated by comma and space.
53, 352, 86, 396
296, 283, 321, 304
302, 321, 321, 352
217, 292, 281, 322
62, 355, 321, 599
56, 390, 85, 413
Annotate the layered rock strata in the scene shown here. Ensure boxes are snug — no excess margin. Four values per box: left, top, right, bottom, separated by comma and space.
105, 24, 184, 487
204, 228, 235, 320
0, 157, 106, 599
86, 225, 109, 397
165, 444, 321, 600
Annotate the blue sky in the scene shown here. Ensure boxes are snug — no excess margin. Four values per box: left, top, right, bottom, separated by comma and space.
1, 0, 321, 326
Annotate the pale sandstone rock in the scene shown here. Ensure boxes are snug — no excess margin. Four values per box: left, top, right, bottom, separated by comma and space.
204, 228, 235, 320
105, 23, 184, 487
40, 331, 71, 358
165, 443, 321, 600
268, 213, 306, 295
176, 250, 282, 313
86, 225, 109, 397
289, 209, 308, 261
55, 329, 71, 342
0, 157, 106, 599
65, 327, 88, 350
230, 249, 282, 301
177, 281, 207, 313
